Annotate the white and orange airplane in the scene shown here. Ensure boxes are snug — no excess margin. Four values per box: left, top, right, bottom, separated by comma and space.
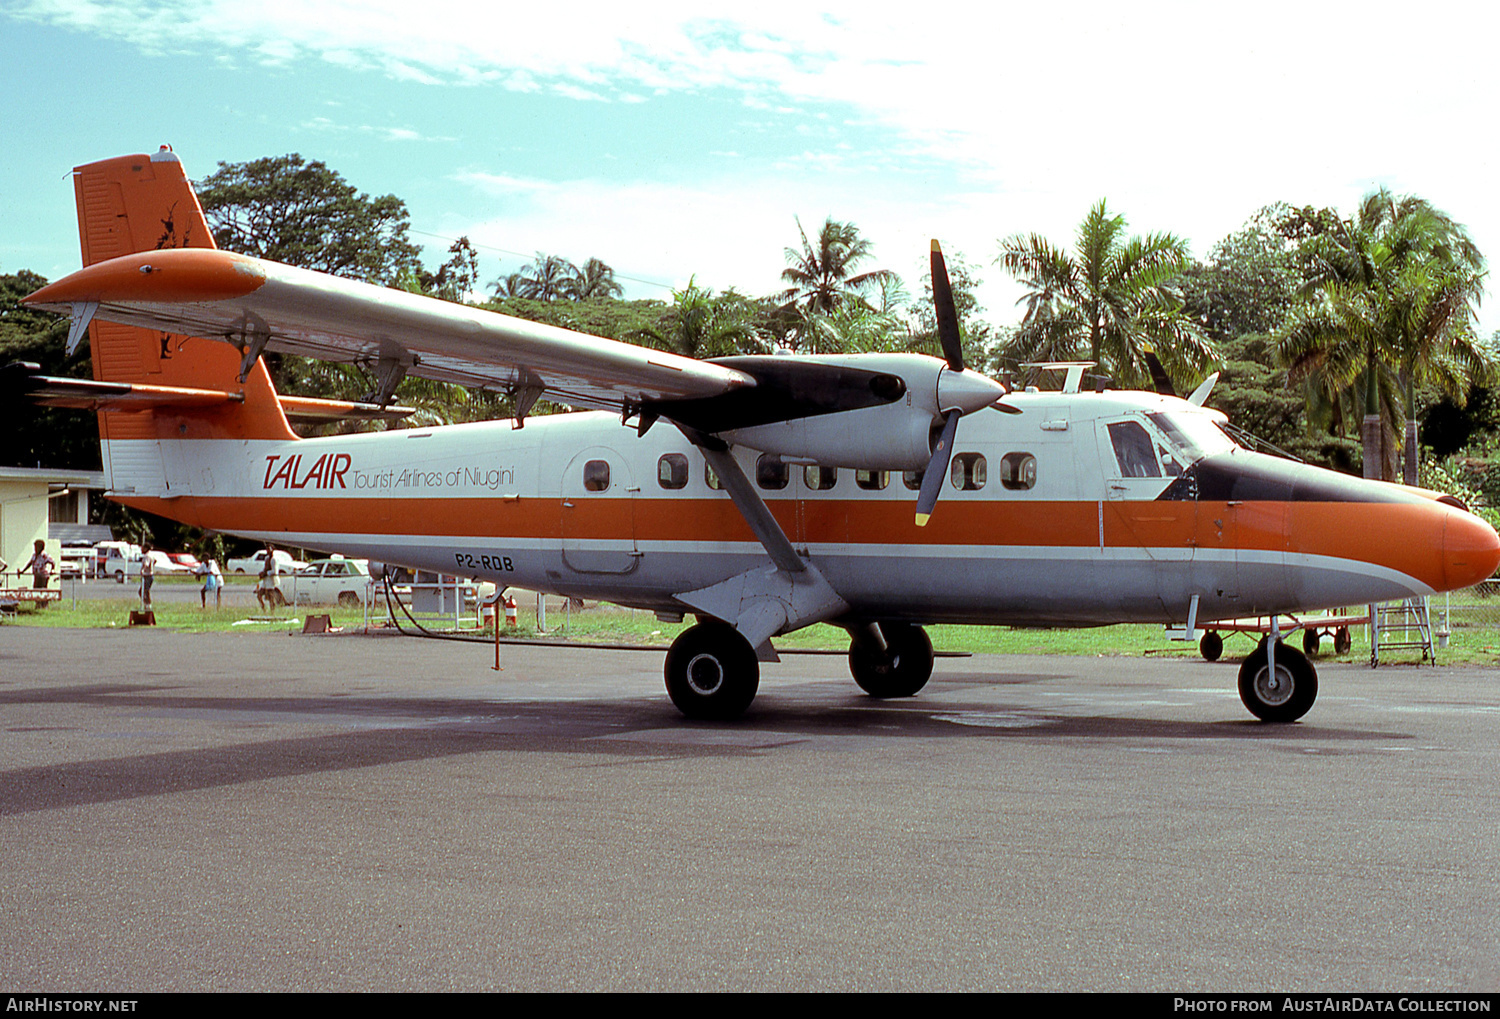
15, 148, 1500, 722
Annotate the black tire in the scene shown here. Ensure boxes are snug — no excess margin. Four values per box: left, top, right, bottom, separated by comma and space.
1200, 631, 1223, 662
337, 591, 361, 608
664, 622, 759, 720
848, 622, 934, 698
1302, 628, 1321, 656
1333, 627, 1352, 655
1238, 640, 1318, 723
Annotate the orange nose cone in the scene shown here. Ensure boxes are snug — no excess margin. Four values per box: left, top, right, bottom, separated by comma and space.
1443, 510, 1500, 592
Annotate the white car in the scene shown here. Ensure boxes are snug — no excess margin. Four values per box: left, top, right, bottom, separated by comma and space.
286, 558, 376, 607
226, 549, 308, 575
137, 550, 194, 575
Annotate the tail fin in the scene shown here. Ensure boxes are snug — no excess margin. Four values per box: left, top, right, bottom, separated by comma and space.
73, 148, 295, 496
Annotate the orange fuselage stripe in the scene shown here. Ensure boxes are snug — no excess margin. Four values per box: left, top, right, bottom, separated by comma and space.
116, 493, 1458, 591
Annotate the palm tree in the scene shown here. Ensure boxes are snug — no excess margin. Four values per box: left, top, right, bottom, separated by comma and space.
634, 279, 765, 360
510, 254, 579, 302
571, 257, 624, 301
998, 200, 1212, 389
1276, 189, 1487, 481
779, 217, 899, 347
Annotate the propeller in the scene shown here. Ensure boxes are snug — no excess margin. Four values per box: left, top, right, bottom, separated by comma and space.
1141, 348, 1176, 398
914, 241, 1014, 526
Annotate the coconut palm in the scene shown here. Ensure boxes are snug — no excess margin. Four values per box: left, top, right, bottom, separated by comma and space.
1276, 189, 1487, 481
571, 257, 624, 301
998, 200, 1211, 389
779, 218, 899, 345
510, 254, 580, 302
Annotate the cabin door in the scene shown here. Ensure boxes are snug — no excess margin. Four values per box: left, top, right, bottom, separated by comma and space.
560, 447, 640, 574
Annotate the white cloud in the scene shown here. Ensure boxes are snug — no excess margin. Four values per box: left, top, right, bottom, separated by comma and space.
10, 0, 1500, 329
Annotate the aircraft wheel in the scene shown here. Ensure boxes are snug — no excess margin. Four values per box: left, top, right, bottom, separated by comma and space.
1238, 640, 1317, 723
849, 622, 934, 698
1334, 627, 1352, 655
1302, 628, 1321, 656
1199, 631, 1223, 662
664, 622, 759, 720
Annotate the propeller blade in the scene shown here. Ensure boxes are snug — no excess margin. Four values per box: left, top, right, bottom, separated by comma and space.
1187, 371, 1219, 406
1141, 349, 1176, 397
914, 411, 959, 527
930, 240, 963, 372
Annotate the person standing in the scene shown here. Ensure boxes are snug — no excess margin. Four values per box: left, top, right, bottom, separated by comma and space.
256, 547, 282, 610
139, 546, 155, 609
200, 558, 223, 609
21, 540, 54, 590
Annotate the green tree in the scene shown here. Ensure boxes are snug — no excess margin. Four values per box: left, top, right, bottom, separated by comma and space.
911, 248, 994, 369
998, 200, 1213, 390
0, 270, 99, 470
634, 280, 766, 359
1276, 189, 1488, 481
779, 217, 899, 347
197, 154, 423, 285
572, 258, 624, 301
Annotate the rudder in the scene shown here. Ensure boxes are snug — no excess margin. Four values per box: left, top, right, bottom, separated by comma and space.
73, 147, 295, 451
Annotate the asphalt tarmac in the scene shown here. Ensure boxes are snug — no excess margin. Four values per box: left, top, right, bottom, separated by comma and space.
1, 625, 1497, 992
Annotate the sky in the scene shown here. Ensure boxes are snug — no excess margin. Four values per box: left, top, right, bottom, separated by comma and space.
3, 0, 1498, 338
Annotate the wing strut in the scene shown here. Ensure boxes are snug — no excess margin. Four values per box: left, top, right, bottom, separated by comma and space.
673, 427, 848, 656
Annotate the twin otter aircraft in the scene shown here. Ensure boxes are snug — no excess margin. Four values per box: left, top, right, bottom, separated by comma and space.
19, 148, 1500, 722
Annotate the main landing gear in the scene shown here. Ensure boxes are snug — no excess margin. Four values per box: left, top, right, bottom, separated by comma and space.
664, 622, 760, 720
847, 622, 934, 699
663, 620, 939, 719
1237, 638, 1318, 723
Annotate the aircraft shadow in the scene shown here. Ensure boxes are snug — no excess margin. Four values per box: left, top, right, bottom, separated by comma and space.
0, 679, 1411, 816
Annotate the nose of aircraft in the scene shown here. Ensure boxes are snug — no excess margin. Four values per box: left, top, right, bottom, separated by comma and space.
1443, 508, 1500, 592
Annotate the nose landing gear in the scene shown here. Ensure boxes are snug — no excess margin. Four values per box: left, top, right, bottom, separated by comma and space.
1238, 639, 1318, 723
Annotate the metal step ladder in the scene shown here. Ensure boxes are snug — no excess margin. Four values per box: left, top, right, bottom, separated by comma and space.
1369, 596, 1435, 666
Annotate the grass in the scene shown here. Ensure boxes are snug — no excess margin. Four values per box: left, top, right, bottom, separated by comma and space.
7, 580, 1498, 666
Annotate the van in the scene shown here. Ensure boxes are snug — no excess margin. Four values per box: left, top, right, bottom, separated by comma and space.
94, 541, 141, 582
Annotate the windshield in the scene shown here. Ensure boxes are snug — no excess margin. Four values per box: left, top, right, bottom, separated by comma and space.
1146, 411, 1238, 467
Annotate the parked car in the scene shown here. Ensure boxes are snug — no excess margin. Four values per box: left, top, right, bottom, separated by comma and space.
59, 544, 94, 579
287, 557, 375, 607
138, 550, 194, 575
226, 549, 308, 575
95, 541, 141, 582
167, 553, 203, 572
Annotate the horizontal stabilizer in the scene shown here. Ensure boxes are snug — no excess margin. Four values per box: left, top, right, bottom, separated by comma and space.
4, 363, 242, 411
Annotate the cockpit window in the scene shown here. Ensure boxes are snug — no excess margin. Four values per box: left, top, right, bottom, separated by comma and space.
1107, 421, 1162, 478
1146, 411, 1237, 466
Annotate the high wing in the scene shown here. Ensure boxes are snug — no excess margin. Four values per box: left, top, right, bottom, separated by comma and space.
24, 247, 755, 413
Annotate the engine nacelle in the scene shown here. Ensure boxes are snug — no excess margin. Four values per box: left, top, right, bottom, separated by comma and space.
719, 398, 940, 471
713, 353, 947, 470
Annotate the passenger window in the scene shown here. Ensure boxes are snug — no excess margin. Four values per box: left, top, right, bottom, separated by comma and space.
855, 469, 888, 491
756, 455, 789, 490
705, 463, 723, 491
1107, 421, 1162, 478
902, 470, 923, 491
803, 465, 837, 491
658, 453, 688, 490
950, 453, 986, 491
1000, 453, 1037, 491
583, 459, 610, 492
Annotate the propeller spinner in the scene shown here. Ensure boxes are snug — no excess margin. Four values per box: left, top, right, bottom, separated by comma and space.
915, 241, 1015, 526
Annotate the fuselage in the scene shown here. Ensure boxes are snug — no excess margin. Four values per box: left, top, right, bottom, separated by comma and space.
107, 387, 1500, 632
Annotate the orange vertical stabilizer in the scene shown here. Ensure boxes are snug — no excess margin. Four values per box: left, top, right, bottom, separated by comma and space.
74, 147, 295, 443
